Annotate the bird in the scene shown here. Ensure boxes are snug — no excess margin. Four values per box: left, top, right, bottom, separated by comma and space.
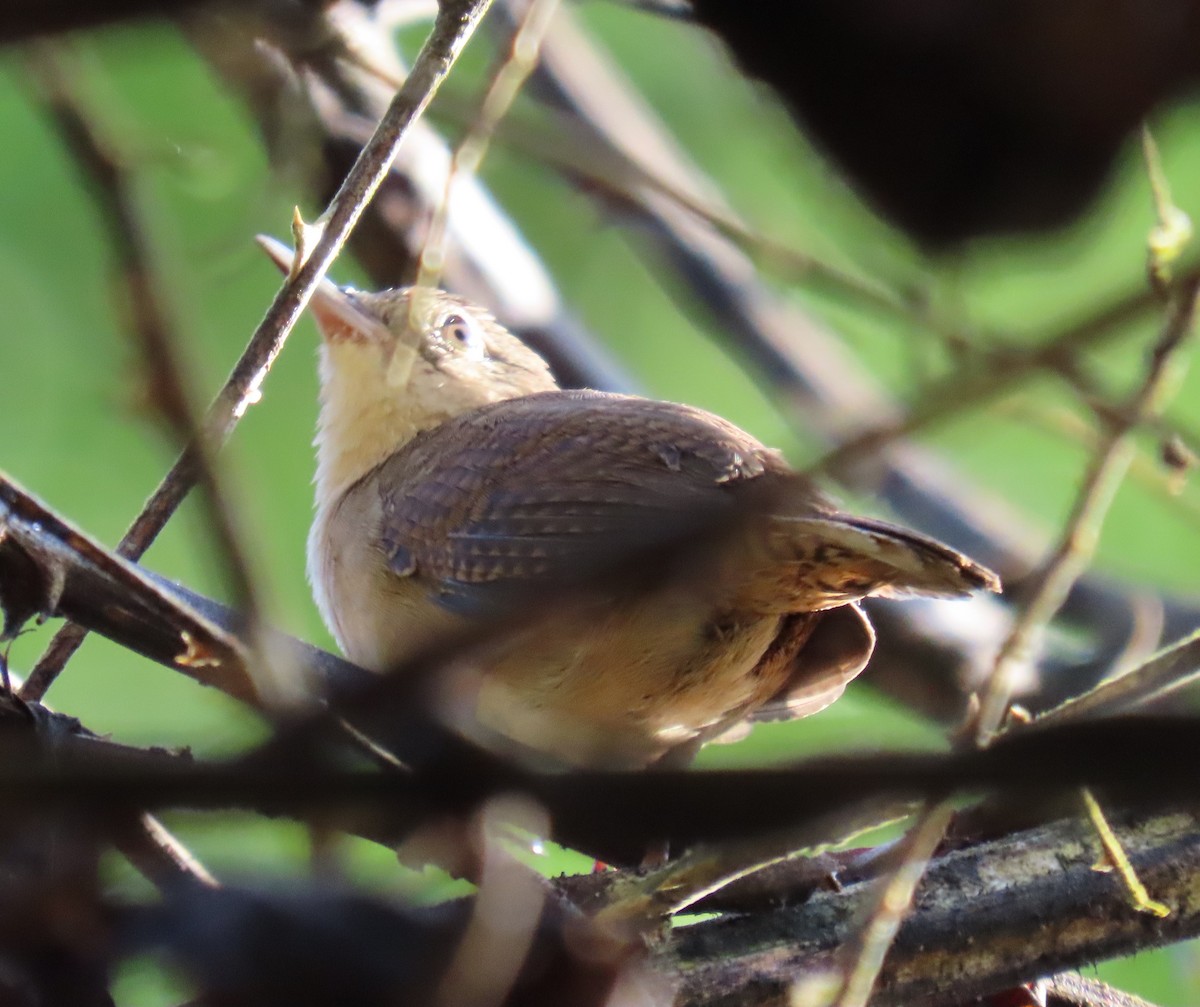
259, 237, 999, 770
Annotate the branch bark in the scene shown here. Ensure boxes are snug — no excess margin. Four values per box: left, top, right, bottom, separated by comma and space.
666, 809, 1200, 1006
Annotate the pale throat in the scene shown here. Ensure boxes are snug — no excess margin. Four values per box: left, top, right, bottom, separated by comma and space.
312, 340, 509, 510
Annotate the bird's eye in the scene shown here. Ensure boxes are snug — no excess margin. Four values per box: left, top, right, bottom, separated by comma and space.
437, 312, 486, 360
441, 314, 470, 342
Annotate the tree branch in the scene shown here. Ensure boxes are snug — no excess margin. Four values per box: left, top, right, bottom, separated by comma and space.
666, 809, 1200, 1007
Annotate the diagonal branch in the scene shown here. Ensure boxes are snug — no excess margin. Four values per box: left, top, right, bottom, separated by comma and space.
973, 280, 1199, 746
19, 0, 495, 703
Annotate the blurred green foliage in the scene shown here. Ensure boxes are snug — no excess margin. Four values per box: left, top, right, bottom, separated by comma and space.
1, 5, 1198, 1003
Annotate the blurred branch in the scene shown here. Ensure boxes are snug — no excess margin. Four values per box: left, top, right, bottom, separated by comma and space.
1, 0, 249, 44
972, 281, 1199, 745
24, 45, 276, 701
119, 812, 218, 889
8, 468, 1200, 853
2, 703, 1200, 1007
0, 687, 217, 890
20, 0, 494, 704
1034, 628, 1200, 727
805, 271, 1200, 483
994, 395, 1200, 529
120, 879, 640, 1007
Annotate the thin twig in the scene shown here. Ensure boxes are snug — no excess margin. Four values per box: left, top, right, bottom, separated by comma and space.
1038, 351, 1200, 484
1081, 788, 1169, 918
25, 46, 276, 693
972, 280, 1199, 746
805, 268, 1199, 483
824, 802, 954, 1007
416, 0, 561, 288
1033, 629, 1200, 726
820, 277, 1197, 1006
116, 812, 219, 889
19, 0, 495, 702
994, 395, 1200, 526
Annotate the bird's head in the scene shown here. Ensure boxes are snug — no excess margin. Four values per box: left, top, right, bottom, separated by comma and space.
257, 236, 557, 501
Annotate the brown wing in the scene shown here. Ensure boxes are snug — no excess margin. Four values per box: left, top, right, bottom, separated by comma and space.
371, 389, 999, 617
371, 389, 798, 616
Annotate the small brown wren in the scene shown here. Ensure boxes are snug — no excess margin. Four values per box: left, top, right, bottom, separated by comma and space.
260, 238, 999, 769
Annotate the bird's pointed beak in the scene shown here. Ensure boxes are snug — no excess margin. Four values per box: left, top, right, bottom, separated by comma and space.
255, 234, 391, 346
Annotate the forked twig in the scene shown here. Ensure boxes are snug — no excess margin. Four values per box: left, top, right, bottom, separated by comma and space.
972, 281, 1199, 746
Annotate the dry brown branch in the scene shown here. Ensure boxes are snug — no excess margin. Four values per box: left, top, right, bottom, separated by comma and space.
0, 473, 261, 703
